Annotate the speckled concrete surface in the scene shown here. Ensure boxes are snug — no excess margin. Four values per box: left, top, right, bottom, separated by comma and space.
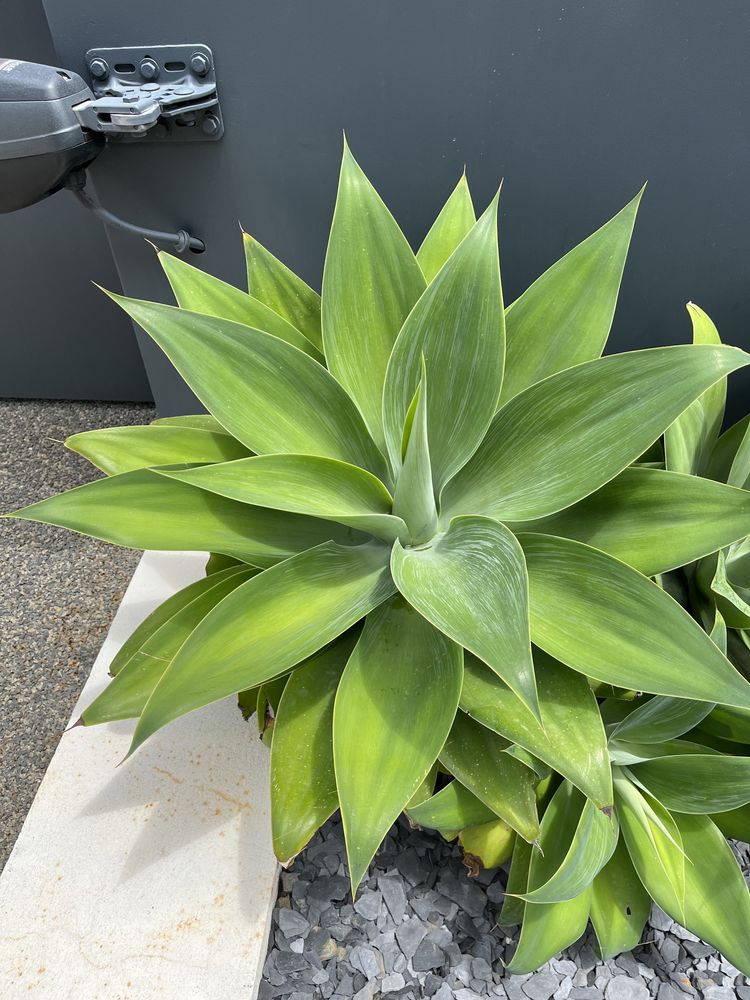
0, 398, 155, 871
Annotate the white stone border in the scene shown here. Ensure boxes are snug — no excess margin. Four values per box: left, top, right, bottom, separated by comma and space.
0, 551, 279, 999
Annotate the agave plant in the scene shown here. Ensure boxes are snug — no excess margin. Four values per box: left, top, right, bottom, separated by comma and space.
10, 142, 750, 973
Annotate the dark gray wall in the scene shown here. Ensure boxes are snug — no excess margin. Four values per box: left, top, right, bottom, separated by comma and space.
40, 0, 750, 418
0, 0, 151, 402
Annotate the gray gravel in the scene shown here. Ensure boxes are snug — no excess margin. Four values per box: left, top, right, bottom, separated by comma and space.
261, 816, 750, 1000
0, 398, 154, 871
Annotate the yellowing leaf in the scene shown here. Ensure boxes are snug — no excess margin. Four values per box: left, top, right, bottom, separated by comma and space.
334, 598, 463, 891
271, 633, 357, 861
460, 652, 611, 808
9, 468, 352, 568
66, 424, 249, 476
439, 711, 539, 843
129, 541, 395, 754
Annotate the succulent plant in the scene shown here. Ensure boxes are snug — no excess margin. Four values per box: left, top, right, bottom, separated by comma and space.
10, 143, 750, 972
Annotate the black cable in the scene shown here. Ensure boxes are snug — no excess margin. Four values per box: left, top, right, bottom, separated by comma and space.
65, 170, 205, 254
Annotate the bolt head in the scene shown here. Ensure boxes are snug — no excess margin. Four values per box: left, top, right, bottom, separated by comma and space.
190, 52, 210, 76
140, 58, 159, 81
201, 113, 220, 136
89, 57, 109, 80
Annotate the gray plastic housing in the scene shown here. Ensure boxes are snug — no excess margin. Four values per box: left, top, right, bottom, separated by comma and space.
0, 58, 103, 212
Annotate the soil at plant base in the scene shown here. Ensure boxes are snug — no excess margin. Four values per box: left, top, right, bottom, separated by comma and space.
0, 398, 154, 871
261, 815, 750, 1000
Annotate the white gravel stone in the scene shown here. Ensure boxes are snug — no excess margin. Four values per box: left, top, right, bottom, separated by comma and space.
382, 972, 406, 994
648, 906, 674, 933
278, 908, 311, 938
523, 970, 562, 1000
553, 978, 572, 1000
604, 976, 650, 1000
703, 990, 737, 1000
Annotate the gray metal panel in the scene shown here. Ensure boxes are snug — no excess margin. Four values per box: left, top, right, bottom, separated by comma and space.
41, 0, 750, 418
0, 0, 151, 402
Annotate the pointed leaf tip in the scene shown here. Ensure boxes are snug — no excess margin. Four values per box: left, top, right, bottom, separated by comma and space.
391, 517, 539, 721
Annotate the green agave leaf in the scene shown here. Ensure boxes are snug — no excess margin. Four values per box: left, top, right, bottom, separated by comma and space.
630, 754, 750, 813
727, 537, 750, 590
728, 627, 750, 674
442, 345, 750, 523
664, 303, 725, 476
712, 803, 750, 842
512, 467, 750, 578
590, 836, 651, 960
237, 685, 259, 721
392, 369, 437, 544
688, 587, 727, 652
460, 653, 611, 808
499, 189, 642, 406
159, 250, 322, 359
158, 455, 405, 544
608, 695, 715, 745
151, 414, 227, 433
66, 424, 249, 477
322, 140, 425, 452
108, 294, 387, 480
129, 540, 395, 754
608, 738, 718, 766
517, 787, 618, 904
506, 782, 592, 974
615, 775, 687, 918
620, 795, 750, 973
406, 779, 497, 831
698, 549, 750, 629
205, 552, 242, 575
271, 633, 358, 862
82, 565, 255, 724
459, 818, 515, 870
243, 231, 323, 351
416, 173, 476, 282
333, 597, 463, 892
519, 534, 750, 710
439, 711, 540, 843
706, 413, 750, 487
383, 193, 504, 491
498, 836, 533, 927
699, 703, 750, 743
107, 565, 247, 679
406, 764, 439, 810
392, 515, 538, 718
507, 746, 551, 780
7, 468, 358, 568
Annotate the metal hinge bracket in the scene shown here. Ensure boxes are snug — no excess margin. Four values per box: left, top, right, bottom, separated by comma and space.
74, 43, 223, 141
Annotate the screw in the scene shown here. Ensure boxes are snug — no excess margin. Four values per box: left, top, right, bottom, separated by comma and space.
89, 57, 109, 80
201, 113, 220, 136
190, 52, 210, 76
140, 58, 159, 81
